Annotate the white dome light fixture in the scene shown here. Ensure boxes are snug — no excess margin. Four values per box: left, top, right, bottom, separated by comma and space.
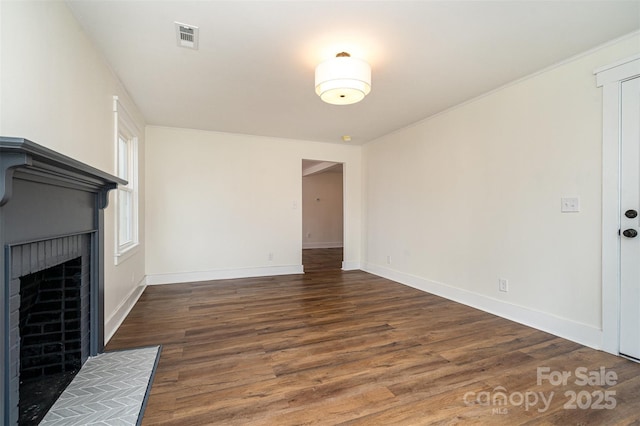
315, 52, 371, 105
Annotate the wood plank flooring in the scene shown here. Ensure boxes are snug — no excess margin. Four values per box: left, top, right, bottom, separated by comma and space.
302, 248, 343, 272
107, 252, 640, 425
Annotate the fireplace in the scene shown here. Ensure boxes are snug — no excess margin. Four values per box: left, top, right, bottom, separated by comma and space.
19, 257, 86, 384
0, 138, 124, 425
11, 235, 91, 424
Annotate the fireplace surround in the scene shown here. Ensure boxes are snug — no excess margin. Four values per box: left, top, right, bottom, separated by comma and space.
0, 137, 124, 424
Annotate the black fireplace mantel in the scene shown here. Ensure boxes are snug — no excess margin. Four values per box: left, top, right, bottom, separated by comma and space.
0, 137, 125, 208
0, 137, 125, 425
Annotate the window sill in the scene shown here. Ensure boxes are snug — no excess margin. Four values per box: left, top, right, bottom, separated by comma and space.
115, 243, 140, 266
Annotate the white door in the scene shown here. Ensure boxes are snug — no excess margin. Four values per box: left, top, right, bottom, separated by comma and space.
620, 76, 640, 360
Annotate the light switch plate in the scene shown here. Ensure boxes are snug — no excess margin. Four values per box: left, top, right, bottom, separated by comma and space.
561, 197, 580, 213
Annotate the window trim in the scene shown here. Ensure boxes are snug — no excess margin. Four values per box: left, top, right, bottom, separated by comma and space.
113, 96, 140, 264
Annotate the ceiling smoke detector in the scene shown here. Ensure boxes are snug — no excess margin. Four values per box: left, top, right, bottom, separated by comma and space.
175, 22, 199, 50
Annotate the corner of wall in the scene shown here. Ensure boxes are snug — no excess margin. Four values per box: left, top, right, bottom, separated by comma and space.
104, 277, 147, 344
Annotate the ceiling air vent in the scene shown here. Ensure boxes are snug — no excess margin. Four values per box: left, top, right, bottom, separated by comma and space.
175, 22, 199, 50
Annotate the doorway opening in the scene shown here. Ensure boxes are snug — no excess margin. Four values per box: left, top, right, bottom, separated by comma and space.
302, 159, 344, 272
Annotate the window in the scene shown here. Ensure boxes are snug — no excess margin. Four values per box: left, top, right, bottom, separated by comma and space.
113, 96, 139, 263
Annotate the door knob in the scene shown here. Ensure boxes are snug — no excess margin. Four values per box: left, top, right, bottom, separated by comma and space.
625, 209, 638, 218
623, 229, 638, 238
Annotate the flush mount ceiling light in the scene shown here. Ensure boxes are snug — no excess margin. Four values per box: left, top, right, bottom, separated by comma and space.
315, 52, 371, 105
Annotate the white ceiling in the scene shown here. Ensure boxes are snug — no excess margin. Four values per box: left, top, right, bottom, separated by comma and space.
67, 1, 640, 145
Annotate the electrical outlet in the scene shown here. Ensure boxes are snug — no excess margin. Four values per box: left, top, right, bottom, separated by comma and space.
386, 255, 391, 264
561, 197, 580, 212
268, 252, 273, 261
499, 278, 509, 292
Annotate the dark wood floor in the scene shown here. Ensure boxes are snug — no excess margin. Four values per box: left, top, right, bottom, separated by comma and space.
302, 247, 343, 272
107, 250, 640, 425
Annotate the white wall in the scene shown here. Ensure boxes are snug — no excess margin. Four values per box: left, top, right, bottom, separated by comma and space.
302, 171, 344, 248
363, 34, 640, 349
0, 1, 147, 342
145, 126, 361, 283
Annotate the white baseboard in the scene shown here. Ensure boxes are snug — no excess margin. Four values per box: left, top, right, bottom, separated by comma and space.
302, 242, 344, 249
104, 277, 147, 344
146, 264, 304, 285
342, 260, 361, 271
363, 262, 602, 350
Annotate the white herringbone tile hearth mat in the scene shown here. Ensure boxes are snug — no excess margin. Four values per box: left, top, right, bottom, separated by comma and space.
40, 346, 160, 426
